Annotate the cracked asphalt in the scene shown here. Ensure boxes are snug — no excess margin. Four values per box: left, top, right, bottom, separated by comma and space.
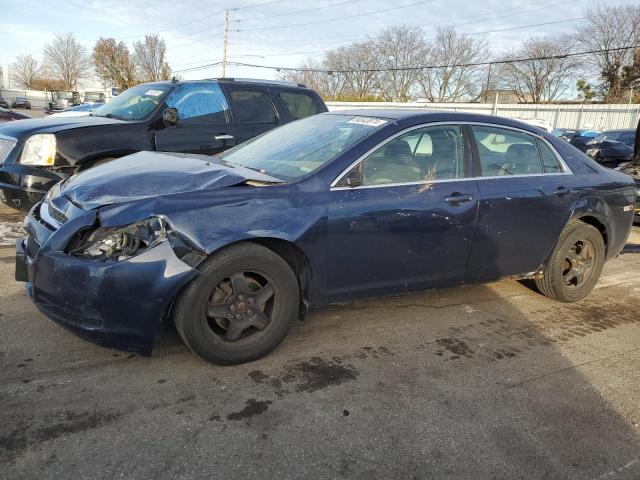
1, 204, 639, 478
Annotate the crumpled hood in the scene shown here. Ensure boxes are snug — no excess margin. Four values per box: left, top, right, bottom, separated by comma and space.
59, 151, 282, 210
617, 161, 640, 184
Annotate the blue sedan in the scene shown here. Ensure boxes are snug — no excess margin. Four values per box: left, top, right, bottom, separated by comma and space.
15, 110, 637, 364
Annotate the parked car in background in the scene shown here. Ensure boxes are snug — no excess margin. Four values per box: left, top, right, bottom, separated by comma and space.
48, 103, 101, 118
46, 90, 81, 113
519, 118, 553, 132
83, 91, 106, 104
585, 129, 635, 168
552, 128, 579, 141
0, 107, 31, 123
0, 97, 9, 109
15, 110, 636, 364
11, 97, 31, 109
0, 78, 327, 211
569, 129, 601, 152
614, 119, 639, 222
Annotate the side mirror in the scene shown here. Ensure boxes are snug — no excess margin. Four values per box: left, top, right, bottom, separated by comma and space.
343, 168, 362, 188
163, 107, 179, 126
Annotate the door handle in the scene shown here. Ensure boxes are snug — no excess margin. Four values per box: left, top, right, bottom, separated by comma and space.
553, 186, 579, 197
214, 134, 234, 141
444, 193, 474, 204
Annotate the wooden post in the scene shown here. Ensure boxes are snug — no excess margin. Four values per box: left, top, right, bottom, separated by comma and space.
221, 10, 229, 78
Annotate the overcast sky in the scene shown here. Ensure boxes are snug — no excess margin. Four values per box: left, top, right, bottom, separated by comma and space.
0, 0, 636, 84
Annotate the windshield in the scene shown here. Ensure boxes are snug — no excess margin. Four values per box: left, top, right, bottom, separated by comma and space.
92, 84, 172, 121
58, 92, 74, 99
216, 114, 389, 181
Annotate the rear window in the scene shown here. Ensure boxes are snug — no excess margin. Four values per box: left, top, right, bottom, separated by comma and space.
278, 91, 322, 119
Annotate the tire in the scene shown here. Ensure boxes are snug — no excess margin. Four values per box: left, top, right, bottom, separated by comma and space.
173, 243, 300, 365
535, 220, 606, 302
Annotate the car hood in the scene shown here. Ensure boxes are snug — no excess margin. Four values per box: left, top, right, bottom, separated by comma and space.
0, 115, 128, 138
58, 151, 283, 210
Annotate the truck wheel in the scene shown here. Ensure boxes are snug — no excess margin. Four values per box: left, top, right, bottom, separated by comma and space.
173, 243, 299, 365
535, 221, 605, 302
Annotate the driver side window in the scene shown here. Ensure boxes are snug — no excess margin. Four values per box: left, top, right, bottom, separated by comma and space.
349, 125, 464, 186
165, 83, 230, 124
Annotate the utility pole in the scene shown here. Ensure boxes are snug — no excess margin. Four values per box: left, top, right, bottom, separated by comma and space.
222, 9, 229, 78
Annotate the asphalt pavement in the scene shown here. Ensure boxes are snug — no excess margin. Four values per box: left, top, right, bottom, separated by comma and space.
0, 220, 639, 479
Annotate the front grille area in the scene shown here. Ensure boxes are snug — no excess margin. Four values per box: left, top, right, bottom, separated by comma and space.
0, 137, 17, 164
26, 235, 40, 259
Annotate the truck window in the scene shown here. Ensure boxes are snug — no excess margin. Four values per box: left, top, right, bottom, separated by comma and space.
278, 91, 322, 119
165, 83, 230, 123
228, 89, 277, 124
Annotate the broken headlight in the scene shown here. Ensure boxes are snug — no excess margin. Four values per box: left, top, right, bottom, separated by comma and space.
67, 217, 168, 261
67, 217, 206, 266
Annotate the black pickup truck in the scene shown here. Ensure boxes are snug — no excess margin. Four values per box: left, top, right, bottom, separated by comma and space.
0, 78, 327, 211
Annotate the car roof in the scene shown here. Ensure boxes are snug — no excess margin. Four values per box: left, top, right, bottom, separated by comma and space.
138, 78, 311, 90
603, 129, 634, 133
322, 109, 556, 132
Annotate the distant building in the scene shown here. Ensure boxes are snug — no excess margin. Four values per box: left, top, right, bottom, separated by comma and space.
479, 89, 533, 104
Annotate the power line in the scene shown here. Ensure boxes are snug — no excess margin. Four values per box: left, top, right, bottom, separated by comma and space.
234, 0, 365, 22
236, 0, 436, 32
83, 0, 291, 43
173, 15, 586, 68
173, 45, 639, 74
228, 0, 579, 48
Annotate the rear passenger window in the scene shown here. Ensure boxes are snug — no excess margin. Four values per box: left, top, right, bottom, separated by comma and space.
472, 126, 543, 176
278, 91, 322, 119
228, 89, 277, 124
537, 140, 564, 173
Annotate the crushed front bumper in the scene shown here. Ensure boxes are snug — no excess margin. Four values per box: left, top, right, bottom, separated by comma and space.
16, 202, 199, 355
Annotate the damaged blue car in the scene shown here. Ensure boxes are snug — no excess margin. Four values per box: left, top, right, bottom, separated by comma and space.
15, 110, 637, 364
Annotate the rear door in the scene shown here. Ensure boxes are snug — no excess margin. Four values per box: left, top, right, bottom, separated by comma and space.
154, 82, 236, 155
224, 86, 280, 144
465, 124, 581, 282
325, 124, 479, 300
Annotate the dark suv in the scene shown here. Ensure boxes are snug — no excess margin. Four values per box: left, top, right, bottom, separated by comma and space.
0, 78, 327, 211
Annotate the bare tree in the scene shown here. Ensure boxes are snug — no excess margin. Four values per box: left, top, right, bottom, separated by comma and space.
496, 35, 582, 103
575, 5, 640, 101
43, 33, 92, 90
10, 54, 41, 90
133, 35, 171, 82
280, 58, 343, 100
93, 38, 137, 90
418, 26, 489, 102
372, 25, 428, 101
324, 41, 380, 100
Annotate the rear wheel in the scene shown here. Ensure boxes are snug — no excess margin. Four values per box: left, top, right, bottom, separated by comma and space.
535, 221, 605, 302
173, 243, 299, 365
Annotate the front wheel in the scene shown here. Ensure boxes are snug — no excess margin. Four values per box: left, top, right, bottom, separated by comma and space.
535, 221, 606, 302
173, 243, 300, 365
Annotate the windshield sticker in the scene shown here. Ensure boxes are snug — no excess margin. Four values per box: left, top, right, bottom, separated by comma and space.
144, 89, 164, 97
347, 117, 388, 127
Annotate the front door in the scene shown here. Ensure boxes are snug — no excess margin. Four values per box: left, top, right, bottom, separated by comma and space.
155, 82, 236, 155
325, 124, 479, 300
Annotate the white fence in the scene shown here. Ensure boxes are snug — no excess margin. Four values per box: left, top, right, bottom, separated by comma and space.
0, 88, 113, 109
326, 101, 640, 131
